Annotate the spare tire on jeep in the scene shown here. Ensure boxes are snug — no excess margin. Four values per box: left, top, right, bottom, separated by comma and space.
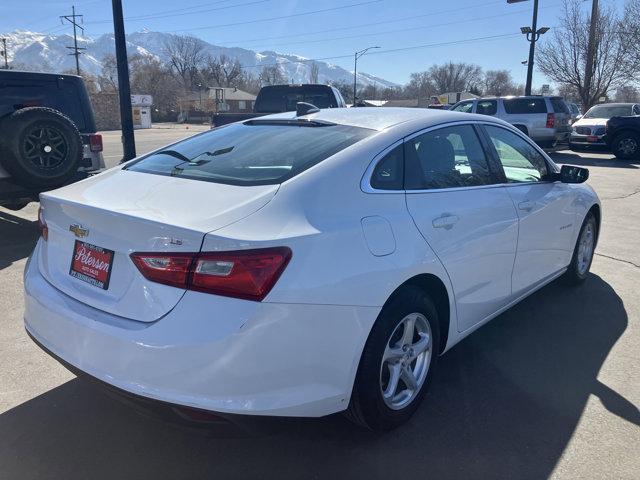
0, 107, 82, 188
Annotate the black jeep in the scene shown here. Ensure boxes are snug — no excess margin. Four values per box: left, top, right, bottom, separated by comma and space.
0, 70, 104, 210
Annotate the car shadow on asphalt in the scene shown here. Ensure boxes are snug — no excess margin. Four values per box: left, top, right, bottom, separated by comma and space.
1, 274, 636, 479
552, 151, 639, 169
0, 210, 38, 270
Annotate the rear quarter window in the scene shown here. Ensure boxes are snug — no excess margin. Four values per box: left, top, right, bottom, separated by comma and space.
550, 97, 570, 114
503, 98, 547, 114
125, 122, 373, 186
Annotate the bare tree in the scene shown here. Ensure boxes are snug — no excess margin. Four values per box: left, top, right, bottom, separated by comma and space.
200, 54, 243, 87
614, 85, 640, 102
404, 71, 434, 100
625, 0, 640, 69
427, 62, 482, 93
259, 65, 286, 85
536, 0, 635, 109
98, 54, 118, 92
483, 70, 519, 96
129, 55, 181, 120
164, 34, 207, 90
309, 62, 319, 83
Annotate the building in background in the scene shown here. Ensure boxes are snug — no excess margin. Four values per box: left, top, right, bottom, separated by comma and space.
131, 94, 152, 129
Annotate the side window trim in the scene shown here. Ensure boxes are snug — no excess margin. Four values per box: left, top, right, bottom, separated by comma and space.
478, 123, 557, 184
473, 124, 507, 184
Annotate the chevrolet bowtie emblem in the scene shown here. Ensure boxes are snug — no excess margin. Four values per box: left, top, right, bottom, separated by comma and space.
69, 224, 89, 238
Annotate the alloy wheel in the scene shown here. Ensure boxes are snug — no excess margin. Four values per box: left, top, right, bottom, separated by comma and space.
23, 126, 68, 170
577, 221, 595, 276
379, 312, 432, 410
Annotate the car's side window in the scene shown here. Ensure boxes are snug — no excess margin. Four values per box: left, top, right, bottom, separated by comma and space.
370, 145, 404, 190
484, 125, 549, 183
476, 100, 497, 116
452, 101, 474, 113
634, 104, 640, 115
404, 124, 495, 190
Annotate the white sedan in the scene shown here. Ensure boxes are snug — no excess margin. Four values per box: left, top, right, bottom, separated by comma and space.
24, 107, 600, 430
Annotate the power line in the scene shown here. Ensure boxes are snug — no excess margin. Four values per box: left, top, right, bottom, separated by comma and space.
213, 0, 507, 46
84, 0, 269, 25
168, 0, 383, 33
60, 5, 85, 75
236, 32, 523, 71
234, 5, 559, 50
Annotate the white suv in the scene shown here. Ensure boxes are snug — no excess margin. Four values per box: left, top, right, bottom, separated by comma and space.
451, 96, 572, 148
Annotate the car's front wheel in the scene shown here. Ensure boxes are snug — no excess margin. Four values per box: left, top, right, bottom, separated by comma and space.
346, 286, 439, 430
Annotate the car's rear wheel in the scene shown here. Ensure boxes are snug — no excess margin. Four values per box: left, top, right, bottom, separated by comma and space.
345, 286, 439, 430
611, 132, 640, 160
0, 107, 82, 188
563, 212, 597, 285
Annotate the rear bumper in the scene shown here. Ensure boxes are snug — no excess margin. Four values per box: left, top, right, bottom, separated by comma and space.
24, 242, 378, 417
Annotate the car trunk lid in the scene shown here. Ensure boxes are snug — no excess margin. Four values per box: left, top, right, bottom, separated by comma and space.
38, 169, 278, 322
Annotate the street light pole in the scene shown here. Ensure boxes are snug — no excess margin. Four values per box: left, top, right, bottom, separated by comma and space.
525, 0, 538, 95
353, 46, 380, 106
508, 0, 548, 96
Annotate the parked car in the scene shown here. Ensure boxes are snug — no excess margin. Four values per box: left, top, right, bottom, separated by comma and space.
451, 95, 572, 148
25, 107, 600, 430
211, 84, 347, 127
0, 70, 104, 210
570, 103, 640, 152
603, 113, 640, 159
567, 102, 582, 124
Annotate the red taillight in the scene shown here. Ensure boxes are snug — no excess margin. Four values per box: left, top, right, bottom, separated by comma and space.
37, 206, 48, 241
89, 134, 103, 152
546, 113, 555, 128
130, 247, 291, 302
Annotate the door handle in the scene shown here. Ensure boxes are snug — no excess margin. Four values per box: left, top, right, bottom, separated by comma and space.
432, 214, 459, 229
518, 201, 534, 212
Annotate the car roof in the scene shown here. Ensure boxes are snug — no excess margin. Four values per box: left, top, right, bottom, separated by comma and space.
261, 107, 507, 131
588, 103, 636, 107
0, 69, 83, 82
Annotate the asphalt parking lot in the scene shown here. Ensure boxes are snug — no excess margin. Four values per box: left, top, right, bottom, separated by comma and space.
1, 127, 638, 479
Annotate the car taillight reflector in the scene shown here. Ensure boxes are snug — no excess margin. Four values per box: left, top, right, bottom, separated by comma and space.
130, 247, 291, 301
89, 134, 103, 152
546, 113, 555, 128
130, 253, 193, 289
38, 206, 48, 241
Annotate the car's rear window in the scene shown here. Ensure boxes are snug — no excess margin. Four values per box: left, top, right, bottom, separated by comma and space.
125, 122, 373, 186
503, 98, 547, 114
255, 86, 338, 113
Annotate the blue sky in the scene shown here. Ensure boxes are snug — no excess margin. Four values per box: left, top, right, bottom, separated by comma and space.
1, 0, 627, 87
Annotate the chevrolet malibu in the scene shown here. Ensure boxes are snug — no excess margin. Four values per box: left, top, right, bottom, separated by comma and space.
24, 107, 600, 430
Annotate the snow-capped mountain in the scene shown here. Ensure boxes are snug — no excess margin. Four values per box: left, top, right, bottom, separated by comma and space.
1, 30, 396, 88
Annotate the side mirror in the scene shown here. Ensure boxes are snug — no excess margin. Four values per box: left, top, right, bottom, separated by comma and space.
559, 164, 589, 184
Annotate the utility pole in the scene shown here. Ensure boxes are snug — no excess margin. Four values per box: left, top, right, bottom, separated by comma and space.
584, 0, 599, 108
1, 38, 8, 69
353, 46, 380, 107
60, 6, 85, 75
112, 0, 136, 161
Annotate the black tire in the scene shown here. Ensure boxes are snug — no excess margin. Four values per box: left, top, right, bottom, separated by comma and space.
563, 212, 597, 285
345, 286, 440, 430
0, 107, 82, 188
611, 132, 640, 160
